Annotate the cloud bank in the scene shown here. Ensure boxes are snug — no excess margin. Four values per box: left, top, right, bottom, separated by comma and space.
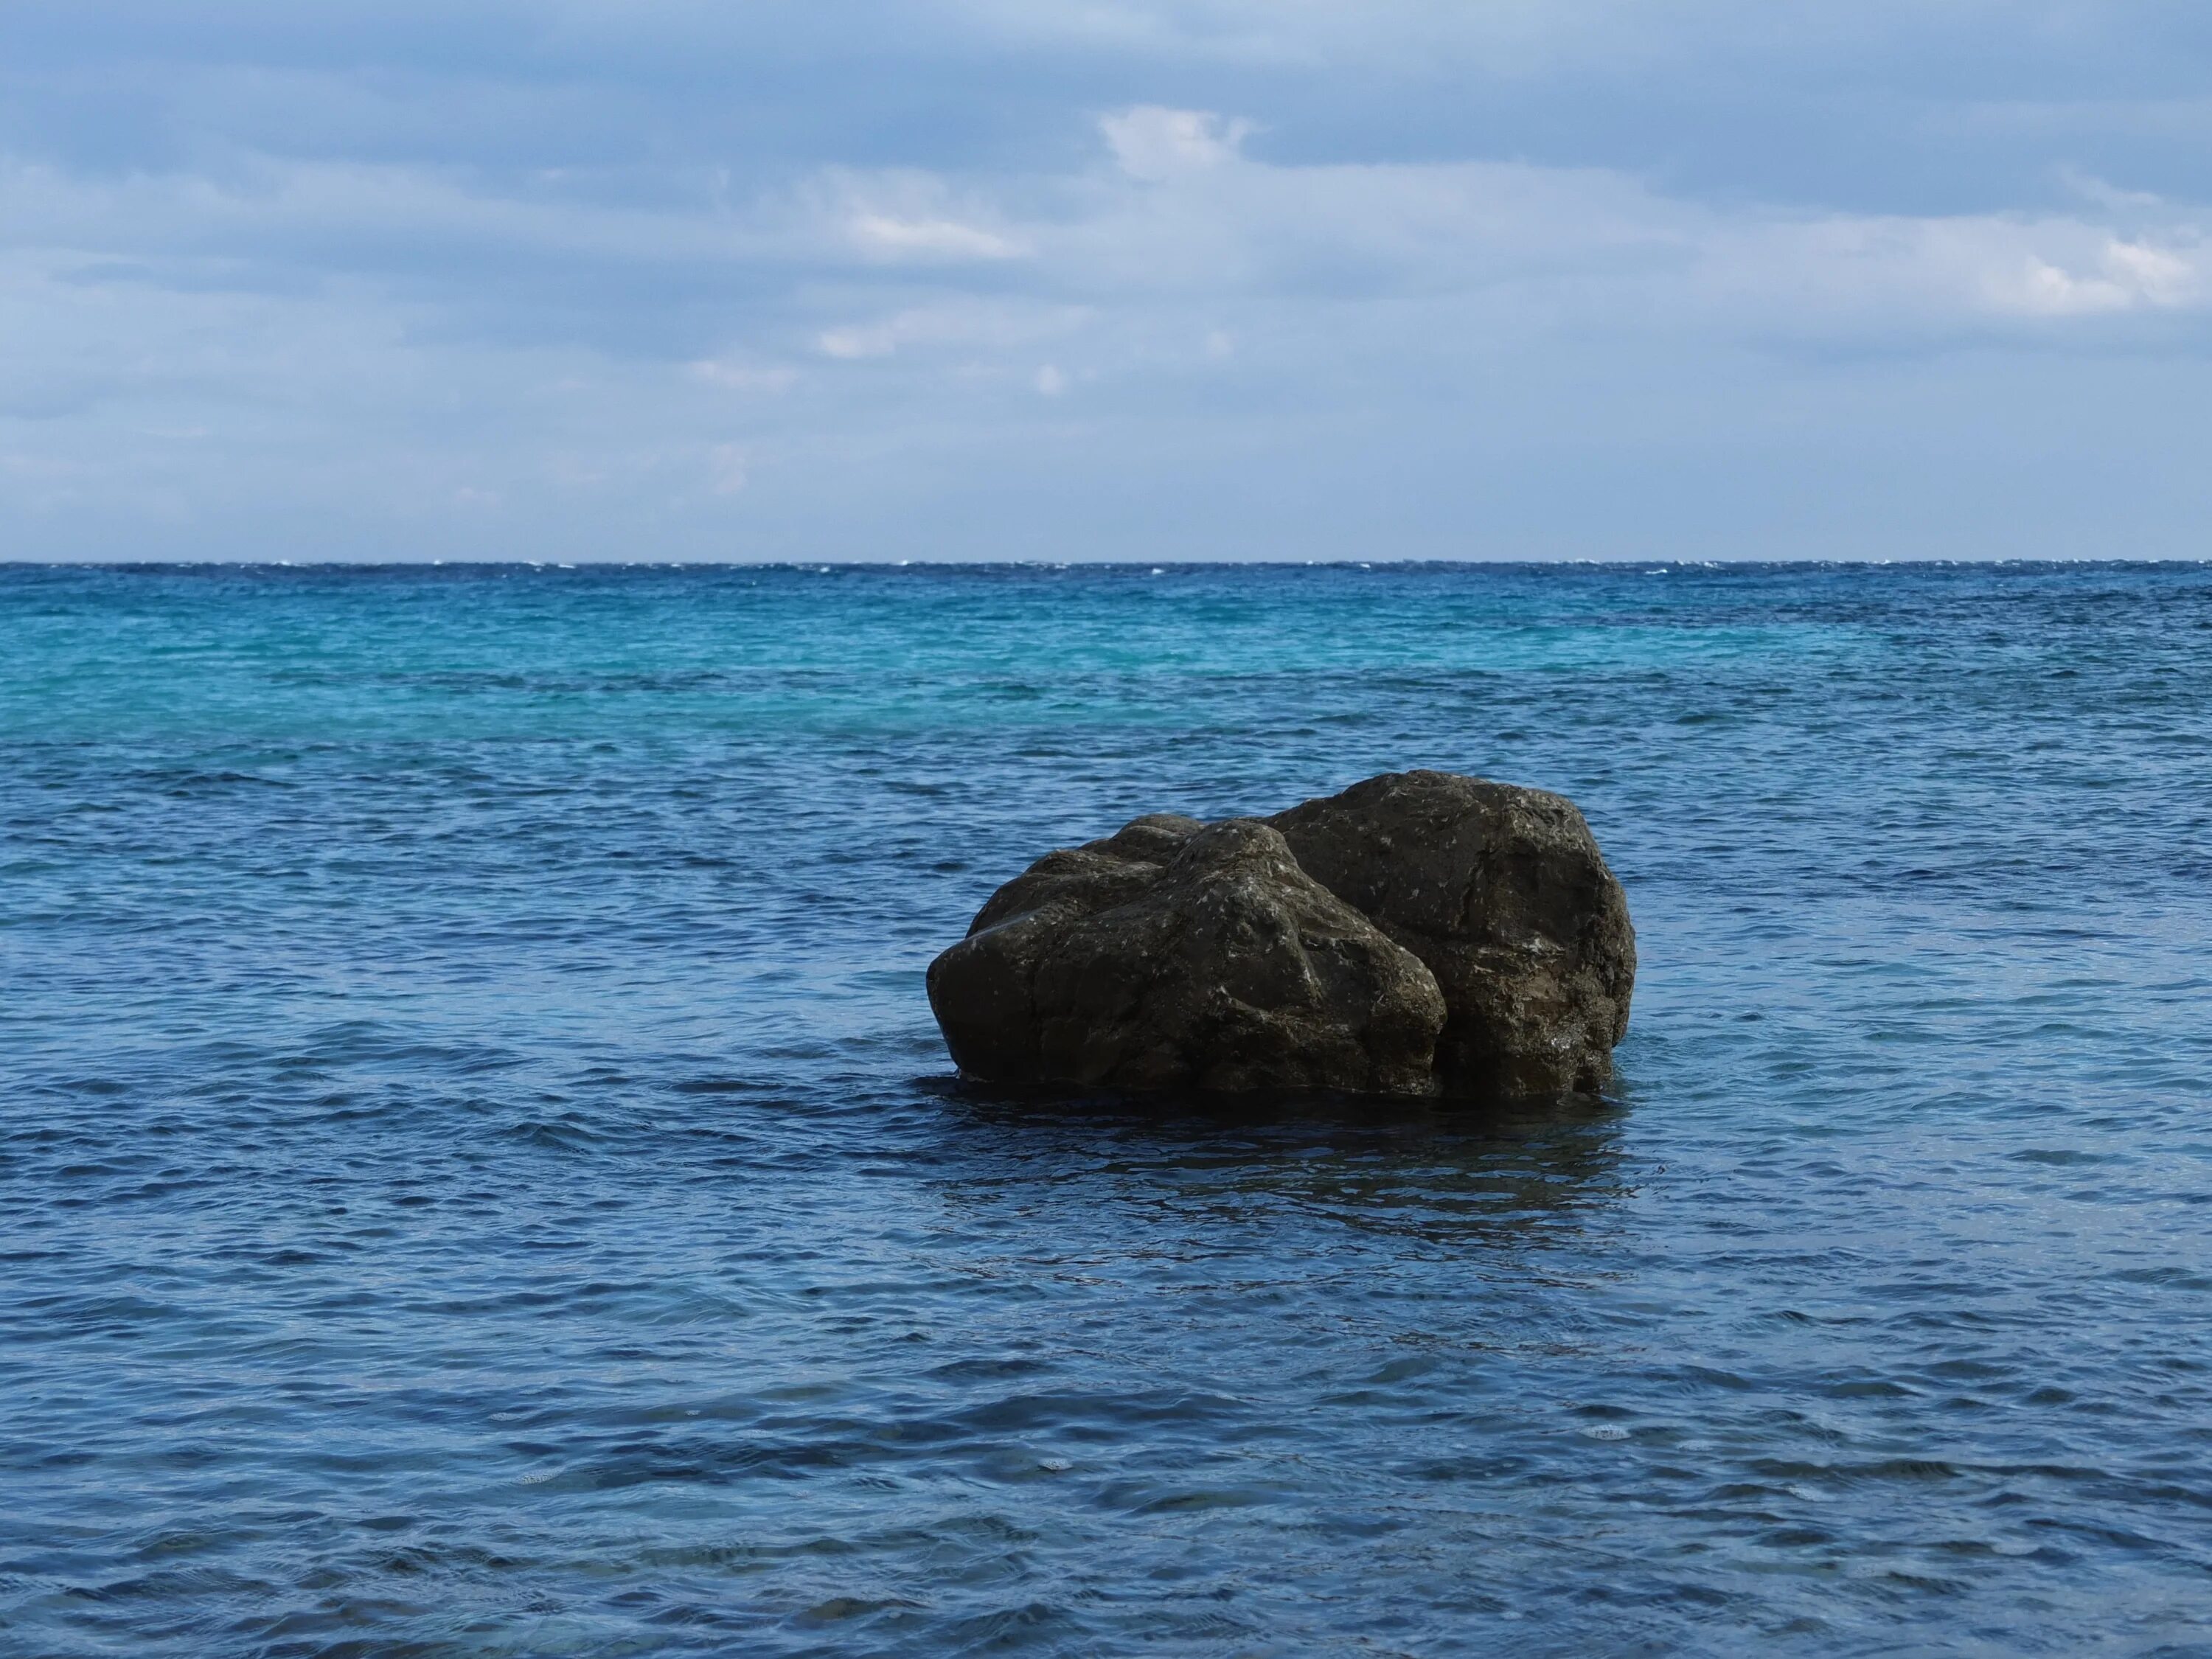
3, 1, 2210, 560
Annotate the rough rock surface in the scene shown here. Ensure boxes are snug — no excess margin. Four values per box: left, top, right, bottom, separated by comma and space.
1268, 771, 1635, 1096
928, 771, 1635, 1098
925, 816, 1447, 1094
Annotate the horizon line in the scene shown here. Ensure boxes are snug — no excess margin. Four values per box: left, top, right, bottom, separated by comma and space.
3, 556, 2208, 574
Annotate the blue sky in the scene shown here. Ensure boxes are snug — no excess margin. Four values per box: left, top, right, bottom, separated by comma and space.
3, 1, 2209, 561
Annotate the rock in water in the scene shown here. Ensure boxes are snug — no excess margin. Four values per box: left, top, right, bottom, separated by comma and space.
928, 771, 1635, 1098
1268, 771, 1635, 1096
926, 817, 1447, 1094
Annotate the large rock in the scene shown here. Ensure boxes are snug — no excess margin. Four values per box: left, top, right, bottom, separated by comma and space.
928, 771, 1635, 1099
926, 816, 1447, 1094
1268, 771, 1635, 1096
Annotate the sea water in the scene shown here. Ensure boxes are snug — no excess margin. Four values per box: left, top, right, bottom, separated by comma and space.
2, 561, 2208, 1657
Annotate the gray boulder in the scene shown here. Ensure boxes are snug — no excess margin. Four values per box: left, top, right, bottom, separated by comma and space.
928, 771, 1635, 1099
1268, 771, 1635, 1096
926, 816, 1447, 1094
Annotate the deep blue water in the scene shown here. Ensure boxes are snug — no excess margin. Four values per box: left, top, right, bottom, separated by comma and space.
3, 561, 2209, 1658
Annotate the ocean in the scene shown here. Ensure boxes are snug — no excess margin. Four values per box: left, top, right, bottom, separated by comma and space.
3, 560, 2208, 1657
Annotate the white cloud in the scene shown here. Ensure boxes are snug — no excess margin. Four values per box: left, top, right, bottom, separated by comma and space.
1699, 211, 2210, 327
1996, 237, 2202, 315
818, 324, 893, 361
1034, 363, 1067, 395
848, 212, 1026, 261
816, 300, 1091, 361
804, 169, 1031, 265
689, 358, 799, 391
1018, 138, 2212, 337
1100, 106, 1254, 181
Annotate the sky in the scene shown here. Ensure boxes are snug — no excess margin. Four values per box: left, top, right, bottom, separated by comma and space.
3, 1, 2210, 563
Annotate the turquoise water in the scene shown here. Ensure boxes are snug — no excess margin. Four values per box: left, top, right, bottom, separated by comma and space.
3, 561, 2209, 1657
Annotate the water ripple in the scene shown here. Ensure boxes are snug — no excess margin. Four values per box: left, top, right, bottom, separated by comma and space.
1, 562, 2209, 1655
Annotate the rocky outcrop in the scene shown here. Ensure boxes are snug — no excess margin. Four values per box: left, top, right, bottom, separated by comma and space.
925, 816, 1446, 1094
928, 771, 1634, 1099
1268, 772, 1635, 1096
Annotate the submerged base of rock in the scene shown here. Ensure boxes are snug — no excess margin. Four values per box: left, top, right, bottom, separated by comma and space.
927, 771, 1636, 1099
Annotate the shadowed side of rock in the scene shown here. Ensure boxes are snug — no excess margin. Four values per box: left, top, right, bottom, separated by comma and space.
927, 818, 1447, 1095
1267, 771, 1635, 1096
